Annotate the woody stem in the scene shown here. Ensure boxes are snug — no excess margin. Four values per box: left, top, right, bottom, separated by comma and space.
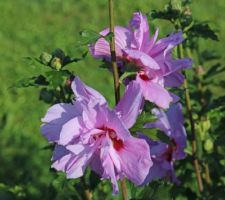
108, 0, 128, 200
177, 44, 204, 193
108, 0, 120, 103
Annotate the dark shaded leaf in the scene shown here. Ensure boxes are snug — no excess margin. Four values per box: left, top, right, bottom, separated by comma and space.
204, 63, 225, 79
89, 171, 100, 190
12, 75, 49, 88
39, 88, 54, 104
200, 50, 220, 62
45, 70, 72, 88
188, 21, 219, 41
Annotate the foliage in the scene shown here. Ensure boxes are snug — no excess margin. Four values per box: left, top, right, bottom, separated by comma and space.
0, 0, 225, 200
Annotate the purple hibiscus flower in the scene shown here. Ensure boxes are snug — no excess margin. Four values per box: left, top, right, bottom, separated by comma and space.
90, 12, 192, 109
41, 77, 152, 194
139, 103, 186, 184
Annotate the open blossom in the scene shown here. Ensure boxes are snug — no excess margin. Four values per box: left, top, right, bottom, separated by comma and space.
41, 77, 152, 194
139, 103, 186, 184
90, 12, 192, 109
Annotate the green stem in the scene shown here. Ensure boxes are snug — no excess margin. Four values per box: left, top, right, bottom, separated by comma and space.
108, 0, 120, 103
81, 177, 92, 200
177, 44, 204, 193
108, 1, 128, 200
187, 48, 212, 186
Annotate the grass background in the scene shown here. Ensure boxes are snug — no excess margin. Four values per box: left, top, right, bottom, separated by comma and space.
0, 0, 224, 199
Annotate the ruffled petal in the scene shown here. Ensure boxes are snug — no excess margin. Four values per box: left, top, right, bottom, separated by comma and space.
52, 145, 70, 161
104, 109, 131, 140
58, 116, 83, 145
129, 12, 150, 50
71, 76, 106, 105
123, 49, 160, 70
164, 72, 185, 87
136, 75, 173, 109
100, 136, 119, 194
41, 102, 82, 142
89, 26, 131, 59
115, 81, 143, 129
117, 136, 152, 185
150, 32, 183, 58
164, 58, 192, 76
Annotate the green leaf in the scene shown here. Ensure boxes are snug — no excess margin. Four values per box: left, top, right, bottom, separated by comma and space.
200, 50, 220, 62
12, 75, 49, 88
188, 21, 219, 41
77, 30, 101, 46
45, 70, 72, 88
204, 63, 225, 79
39, 52, 52, 65
141, 129, 173, 145
39, 88, 54, 104
89, 171, 101, 190
130, 111, 157, 132
104, 32, 114, 42
207, 95, 225, 112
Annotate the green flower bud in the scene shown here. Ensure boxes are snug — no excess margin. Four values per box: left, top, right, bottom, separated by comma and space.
50, 57, 62, 71
202, 119, 211, 132
204, 139, 213, 152
171, 0, 182, 11
40, 52, 52, 65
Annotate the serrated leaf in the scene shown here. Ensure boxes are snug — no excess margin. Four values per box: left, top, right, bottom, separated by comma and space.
207, 95, 225, 111
45, 70, 72, 88
130, 112, 157, 132
188, 21, 219, 41
141, 129, 173, 145
12, 75, 49, 88
77, 30, 101, 46
204, 63, 225, 79
200, 50, 220, 62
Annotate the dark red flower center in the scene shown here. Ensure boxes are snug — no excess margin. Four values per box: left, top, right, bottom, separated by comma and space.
163, 139, 177, 162
99, 126, 124, 151
112, 139, 124, 151
139, 71, 150, 81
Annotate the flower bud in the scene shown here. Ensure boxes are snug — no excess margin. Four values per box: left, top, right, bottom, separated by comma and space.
171, 0, 182, 11
50, 57, 62, 71
204, 139, 213, 152
40, 52, 52, 65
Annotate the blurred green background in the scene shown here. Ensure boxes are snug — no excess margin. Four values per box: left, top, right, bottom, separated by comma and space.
0, 0, 224, 199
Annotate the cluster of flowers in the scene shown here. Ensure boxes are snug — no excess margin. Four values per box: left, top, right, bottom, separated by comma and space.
41, 12, 191, 194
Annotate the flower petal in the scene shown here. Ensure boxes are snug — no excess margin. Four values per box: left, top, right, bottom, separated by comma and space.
117, 136, 152, 185
123, 49, 160, 70
129, 12, 150, 50
89, 26, 131, 59
58, 117, 83, 145
115, 81, 143, 129
71, 76, 106, 105
137, 75, 173, 109
164, 72, 185, 87
104, 109, 131, 140
41, 103, 82, 142
150, 32, 183, 58
100, 136, 119, 194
